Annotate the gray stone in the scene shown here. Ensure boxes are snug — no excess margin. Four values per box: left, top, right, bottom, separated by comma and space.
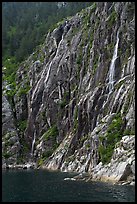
2, 3, 135, 185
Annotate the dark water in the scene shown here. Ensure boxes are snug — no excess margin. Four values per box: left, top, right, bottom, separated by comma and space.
2, 169, 135, 202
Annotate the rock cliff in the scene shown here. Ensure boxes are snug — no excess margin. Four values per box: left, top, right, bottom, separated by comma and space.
2, 2, 135, 184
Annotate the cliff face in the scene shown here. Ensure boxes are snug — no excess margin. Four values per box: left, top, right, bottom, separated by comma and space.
2, 2, 135, 184
2, 82, 20, 166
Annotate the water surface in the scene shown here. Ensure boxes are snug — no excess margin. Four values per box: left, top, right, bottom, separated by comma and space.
2, 169, 135, 202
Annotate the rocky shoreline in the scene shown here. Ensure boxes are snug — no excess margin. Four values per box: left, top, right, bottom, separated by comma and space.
72, 173, 135, 186
2, 2, 135, 189
2, 163, 36, 170
3, 164, 134, 186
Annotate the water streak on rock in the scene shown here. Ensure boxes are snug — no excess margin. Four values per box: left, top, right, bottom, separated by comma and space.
108, 30, 119, 93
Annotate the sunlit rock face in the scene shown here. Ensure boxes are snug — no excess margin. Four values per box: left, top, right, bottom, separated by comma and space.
2, 2, 135, 184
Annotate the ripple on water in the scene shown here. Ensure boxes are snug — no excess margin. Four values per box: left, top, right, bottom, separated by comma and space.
2, 170, 135, 202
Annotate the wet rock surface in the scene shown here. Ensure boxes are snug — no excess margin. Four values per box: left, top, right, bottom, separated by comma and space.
2, 2, 135, 185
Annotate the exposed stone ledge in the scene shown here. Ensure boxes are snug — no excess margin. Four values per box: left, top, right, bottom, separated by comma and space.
2, 163, 36, 170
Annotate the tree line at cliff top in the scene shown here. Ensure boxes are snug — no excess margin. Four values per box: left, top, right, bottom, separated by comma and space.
2, 2, 92, 66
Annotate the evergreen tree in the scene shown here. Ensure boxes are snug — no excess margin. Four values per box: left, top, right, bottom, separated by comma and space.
2, 2, 93, 64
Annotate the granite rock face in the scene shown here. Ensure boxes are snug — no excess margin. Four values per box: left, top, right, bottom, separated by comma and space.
2, 83, 20, 166
2, 2, 135, 184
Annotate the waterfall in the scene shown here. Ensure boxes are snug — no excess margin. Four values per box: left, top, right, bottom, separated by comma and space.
44, 60, 53, 84
102, 30, 120, 112
108, 30, 119, 93
31, 131, 36, 156
32, 60, 53, 101
58, 83, 62, 100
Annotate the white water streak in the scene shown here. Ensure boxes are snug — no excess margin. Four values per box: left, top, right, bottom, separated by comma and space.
108, 30, 119, 92
32, 61, 53, 101
58, 84, 62, 100
102, 30, 120, 111
44, 60, 53, 84
31, 131, 36, 156
31, 69, 45, 101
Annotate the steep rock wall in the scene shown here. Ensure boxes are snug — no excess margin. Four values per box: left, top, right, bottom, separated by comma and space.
2, 82, 20, 166
2, 2, 135, 183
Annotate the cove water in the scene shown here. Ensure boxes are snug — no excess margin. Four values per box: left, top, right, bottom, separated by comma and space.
2, 169, 135, 202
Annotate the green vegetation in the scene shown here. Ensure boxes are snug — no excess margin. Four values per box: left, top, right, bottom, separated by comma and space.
87, 32, 94, 63
107, 42, 115, 56
59, 91, 69, 109
67, 25, 80, 46
18, 120, 27, 132
122, 91, 132, 115
19, 136, 30, 158
82, 10, 91, 26
2, 57, 18, 99
99, 135, 104, 143
73, 118, 78, 133
92, 55, 99, 73
17, 83, 30, 97
42, 150, 54, 158
115, 79, 125, 90
85, 143, 90, 150
73, 107, 78, 132
37, 158, 44, 166
126, 3, 135, 21
2, 2, 93, 63
59, 100, 68, 109
98, 144, 113, 164
2, 57, 18, 82
121, 46, 131, 67
42, 125, 58, 141
80, 134, 89, 143
2, 2, 93, 110
107, 10, 117, 27
16, 157, 24, 164
37, 140, 59, 167
78, 5, 96, 73
37, 148, 55, 167
82, 2, 96, 21
99, 113, 124, 164
3, 132, 16, 141
3, 152, 11, 159
31, 44, 45, 63
123, 128, 135, 136
76, 51, 83, 67
4, 141, 10, 148
41, 110, 46, 120
90, 2, 97, 12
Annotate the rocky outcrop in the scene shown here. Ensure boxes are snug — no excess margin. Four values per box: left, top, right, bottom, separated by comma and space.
2, 83, 20, 167
89, 135, 135, 184
2, 2, 135, 184
3, 163, 36, 170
